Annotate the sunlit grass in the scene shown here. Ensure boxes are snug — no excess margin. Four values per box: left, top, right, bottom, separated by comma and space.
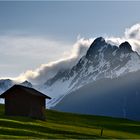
0, 104, 140, 139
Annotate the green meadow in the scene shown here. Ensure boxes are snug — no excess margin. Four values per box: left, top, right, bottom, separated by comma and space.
0, 104, 140, 139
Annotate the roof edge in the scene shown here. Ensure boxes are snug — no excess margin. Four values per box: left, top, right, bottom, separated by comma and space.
0, 85, 51, 99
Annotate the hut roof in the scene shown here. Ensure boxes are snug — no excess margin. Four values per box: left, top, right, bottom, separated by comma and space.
0, 85, 51, 99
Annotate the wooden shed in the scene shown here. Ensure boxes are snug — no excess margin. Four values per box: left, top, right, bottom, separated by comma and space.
0, 85, 51, 120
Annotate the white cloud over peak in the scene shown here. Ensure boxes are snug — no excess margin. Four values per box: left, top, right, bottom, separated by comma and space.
16, 38, 92, 84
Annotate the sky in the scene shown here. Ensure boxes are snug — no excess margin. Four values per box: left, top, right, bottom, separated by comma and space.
0, 1, 140, 81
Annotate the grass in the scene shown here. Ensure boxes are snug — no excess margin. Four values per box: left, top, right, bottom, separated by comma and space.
0, 104, 140, 139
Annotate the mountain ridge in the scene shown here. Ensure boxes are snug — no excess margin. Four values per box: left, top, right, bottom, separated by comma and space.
45, 37, 139, 87
42, 37, 140, 107
1, 37, 140, 110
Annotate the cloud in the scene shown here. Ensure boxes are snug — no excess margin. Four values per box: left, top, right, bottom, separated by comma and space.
105, 23, 140, 53
16, 38, 92, 84
0, 35, 73, 78
125, 23, 140, 39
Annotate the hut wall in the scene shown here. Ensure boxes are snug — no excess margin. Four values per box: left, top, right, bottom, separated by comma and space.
4, 88, 46, 119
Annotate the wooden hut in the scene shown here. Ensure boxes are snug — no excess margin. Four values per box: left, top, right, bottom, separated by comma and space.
0, 85, 51, 120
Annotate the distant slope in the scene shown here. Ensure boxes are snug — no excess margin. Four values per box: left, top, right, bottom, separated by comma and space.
0, 104, 140, 139
53, 70, 140, 121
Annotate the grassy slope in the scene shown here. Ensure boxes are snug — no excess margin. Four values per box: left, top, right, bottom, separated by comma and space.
0, 104, 140, 139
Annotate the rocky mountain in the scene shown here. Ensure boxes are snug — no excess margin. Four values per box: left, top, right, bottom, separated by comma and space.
53, 70, 140, 121
19, 80, 33, 88
0, 37, 140, 114
0, 79, 14, 93
44, 37, 140, 107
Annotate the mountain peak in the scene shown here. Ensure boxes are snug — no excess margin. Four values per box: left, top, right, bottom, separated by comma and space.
119, 41, 132, 53
20, 80, 32, 88
91, 37, 106, 47
94, 37, 105, 43
86, 37, 107, 59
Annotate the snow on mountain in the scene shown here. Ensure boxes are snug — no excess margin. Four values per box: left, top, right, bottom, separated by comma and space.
43, 37, 140, 108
